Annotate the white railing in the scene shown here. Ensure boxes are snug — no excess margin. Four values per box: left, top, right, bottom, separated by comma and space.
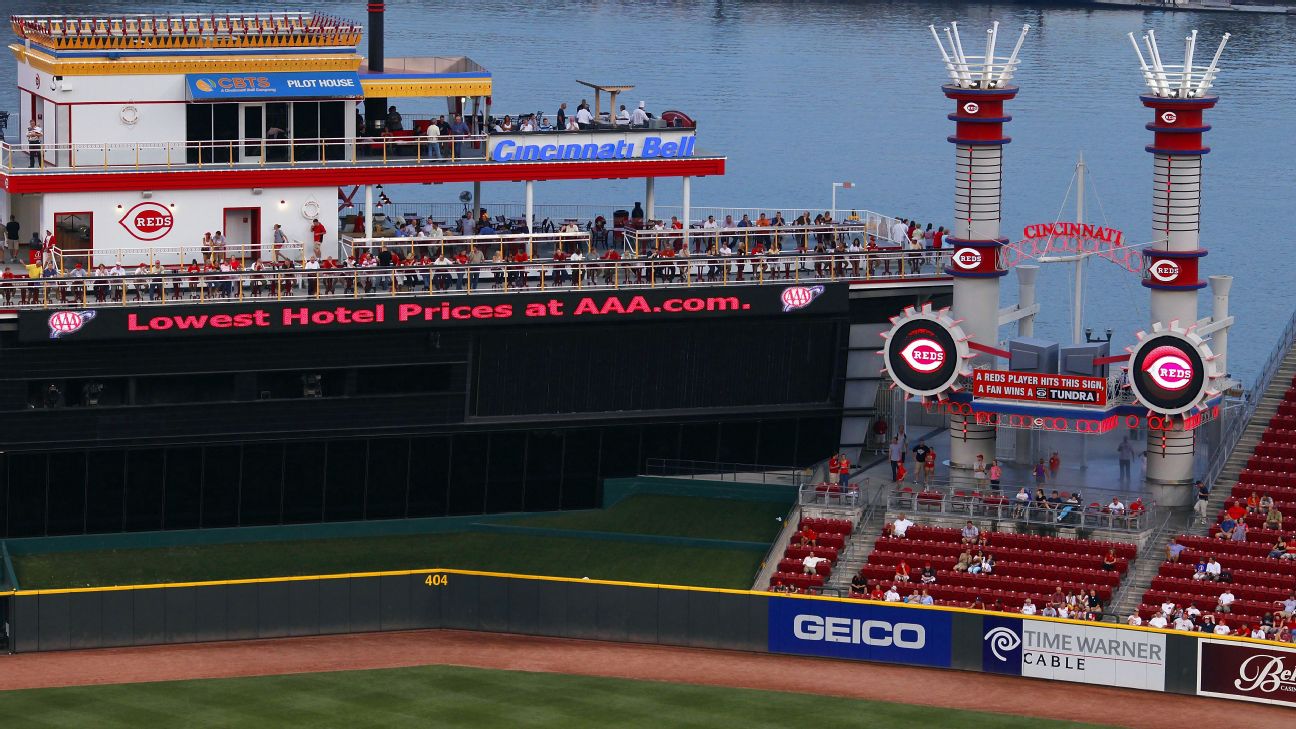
0, 134, 488, 172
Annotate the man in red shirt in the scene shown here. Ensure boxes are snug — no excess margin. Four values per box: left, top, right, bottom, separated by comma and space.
310, 219, 326, 258
827, 454, 841, 485
1225, 500, 1247, 522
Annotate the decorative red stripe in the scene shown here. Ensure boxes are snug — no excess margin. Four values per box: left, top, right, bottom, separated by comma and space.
1, 157, 727, 194
1093, 354, 1131, 366
967, 340, 1011, 359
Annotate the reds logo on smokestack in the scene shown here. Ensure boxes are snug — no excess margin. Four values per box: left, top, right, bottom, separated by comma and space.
1149, 259, 1180, 283
118, 202, 174, 242
952, 247, 983, 270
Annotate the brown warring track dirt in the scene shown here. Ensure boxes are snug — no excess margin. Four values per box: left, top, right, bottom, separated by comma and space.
1, 629, 1291, 728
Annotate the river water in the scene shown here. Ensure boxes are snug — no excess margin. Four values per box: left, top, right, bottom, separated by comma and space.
1, 0, 1292, 385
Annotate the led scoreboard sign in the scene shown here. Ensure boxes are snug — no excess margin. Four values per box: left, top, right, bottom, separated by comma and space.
972, 370, 1107, 407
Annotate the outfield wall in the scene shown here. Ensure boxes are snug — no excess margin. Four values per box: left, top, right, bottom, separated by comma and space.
8, 570, 1296, 708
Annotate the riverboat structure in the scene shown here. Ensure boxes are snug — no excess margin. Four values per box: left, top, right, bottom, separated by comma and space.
0, 8, 950, 537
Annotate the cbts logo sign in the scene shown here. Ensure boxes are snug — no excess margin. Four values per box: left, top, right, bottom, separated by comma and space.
1149, 259, 1180, 283
952, 247, 983, 270
1199, 639, 1296, 707
118, 202, 174, 241
780, 285, 825, 312
768, 597, 951, 668
981, 617, 1166, 691
1143, 346, 1194, 391
900, 338, 946, 373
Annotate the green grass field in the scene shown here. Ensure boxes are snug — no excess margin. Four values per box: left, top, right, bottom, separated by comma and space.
13, 495, 787, 590
0, 664, 1117, 729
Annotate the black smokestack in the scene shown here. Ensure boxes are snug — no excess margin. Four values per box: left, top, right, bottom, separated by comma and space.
364, 2, 386, 134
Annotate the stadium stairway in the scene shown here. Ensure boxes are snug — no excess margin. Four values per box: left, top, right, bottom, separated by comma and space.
1119, 340, 1296, 619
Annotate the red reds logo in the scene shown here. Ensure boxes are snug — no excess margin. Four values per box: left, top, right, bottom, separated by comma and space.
963, 102, 980, 114
781, 285, 825, 312
1161, 111, 1177, 124
48, 310, 96, 339
1149, 259, 1179, 283
118, 202, 174, 241
1143, 345, 1193, 391
953, 247, 982, 270
900, 338, 945, 373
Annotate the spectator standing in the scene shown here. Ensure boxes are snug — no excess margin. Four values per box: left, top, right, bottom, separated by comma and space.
4, 215, 19, 263
988, 459, 1002, 491
1117, 437, 1135, 480
1194, 480, 1211, 524
912, 441, 931, 485
385, 105, 403, 131
556, 103, 568, 130
424, 121, 441, 159
973, 454, 988, 488
310, 219, 326, 259
888, 437, 903, 482
26, 117, 43, 168
630, 101, 649, 127
1048, 452, 1061, 478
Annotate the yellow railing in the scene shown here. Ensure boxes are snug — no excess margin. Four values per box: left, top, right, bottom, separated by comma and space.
4, 250, 949, 310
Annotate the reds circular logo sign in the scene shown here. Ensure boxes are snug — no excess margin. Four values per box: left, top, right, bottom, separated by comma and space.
1143, 345, 1194, 391
900, 338, 946, 373
1149, 259, 1180, 283
963, 102, 980, 114
953, 247, 982, 270
1161, 111, 1177, 124
118, 202, 174, 241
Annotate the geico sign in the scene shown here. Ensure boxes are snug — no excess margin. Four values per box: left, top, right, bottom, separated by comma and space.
792, 614, 926, 648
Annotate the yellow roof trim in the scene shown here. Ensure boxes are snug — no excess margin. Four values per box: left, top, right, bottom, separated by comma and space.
361, 78, 492, 99
11, 44, 362, 77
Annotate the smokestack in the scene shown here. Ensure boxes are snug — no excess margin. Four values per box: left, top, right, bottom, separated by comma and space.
364, 2, 387, 134
929, 21, 1031, 472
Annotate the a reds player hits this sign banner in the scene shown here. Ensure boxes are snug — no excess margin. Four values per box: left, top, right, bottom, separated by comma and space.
972, 369, 1107, 407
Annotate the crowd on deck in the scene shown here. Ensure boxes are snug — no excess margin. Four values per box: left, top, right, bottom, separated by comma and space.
2, 207, 953, 304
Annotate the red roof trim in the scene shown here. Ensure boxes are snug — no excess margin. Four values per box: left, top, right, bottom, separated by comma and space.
0, 157, 726, 194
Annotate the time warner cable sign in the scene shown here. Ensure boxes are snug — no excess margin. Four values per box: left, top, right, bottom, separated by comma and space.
767, 597, 952, 668
980, 616, 1166, 691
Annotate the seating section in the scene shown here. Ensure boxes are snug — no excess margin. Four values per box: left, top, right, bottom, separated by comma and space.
1136, 375, 1296, 630
857, 524, 1135, 611
770, 517, 852, 593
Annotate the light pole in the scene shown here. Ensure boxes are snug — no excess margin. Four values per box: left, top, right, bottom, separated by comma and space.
831, 181, 853, 220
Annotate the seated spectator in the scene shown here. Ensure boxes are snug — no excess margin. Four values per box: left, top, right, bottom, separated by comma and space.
1086, 589, 1103, 615
891, 513, 914, 538
894, 560, 911, 583
1108, 496, 1126, 515
1204, 556, 1222, 581
1231, 520, 1248, 543
1042, 603, 1059, 618
980, 553, 996, 575
803, 554, 829, 575
1246, 492, 1262, 513
960, 520, 980, 545
1173, 614, 1195, 632
1191, 558, 1210, 581
967, 554, 985, 575
1217, 588, 1235, 613
1102, 549, 1119, 571
919, 562, 937, 584
1127, 613, 1143, 627
1021, 598, 1037, 616
1270, 536, 1288, 559
883, 584, 901, 602
1277, 593, 1296, 618
1266, 506, 1284, 532
1161, 600, 1176, 617
1056, 602, 1071, 620
1216, 516, 1237, 541
868, 584, 886, 601
919, 590, 934, 606
1285, 539, 1296, 561
1226, 499, 1247, 522
1166, 538, 1186, 563
1260, 493, 1276, 511
796, 526, 818, 547
850, 572, 868, 595
904, 590, 921, 604
1186, 603, 1203, 620
970, 596, 987, 611
953, 550, 973, 573
1251, 625, 1268, 640
1148, 612, 1168, 629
